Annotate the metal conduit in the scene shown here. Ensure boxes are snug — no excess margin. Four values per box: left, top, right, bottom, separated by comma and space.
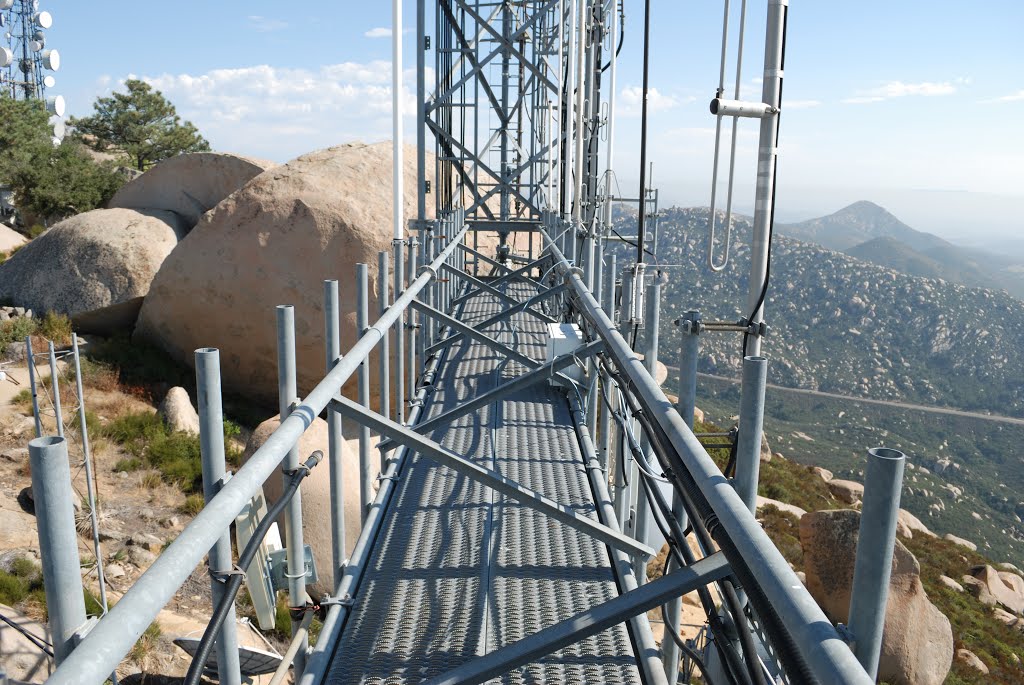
538, 227, 872, 684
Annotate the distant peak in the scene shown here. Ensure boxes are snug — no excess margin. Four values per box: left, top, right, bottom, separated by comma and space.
835, 200, 892, 217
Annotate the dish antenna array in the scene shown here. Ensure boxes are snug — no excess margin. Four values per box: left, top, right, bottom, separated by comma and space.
1, 0, 64, 144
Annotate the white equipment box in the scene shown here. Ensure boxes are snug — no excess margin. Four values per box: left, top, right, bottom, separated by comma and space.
545, 323, 585, 387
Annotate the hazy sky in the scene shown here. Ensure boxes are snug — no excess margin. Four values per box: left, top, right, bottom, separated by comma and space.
35, 1, 1024, 243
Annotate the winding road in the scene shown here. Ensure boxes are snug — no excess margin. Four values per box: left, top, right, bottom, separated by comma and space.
694, 372, 1024, 427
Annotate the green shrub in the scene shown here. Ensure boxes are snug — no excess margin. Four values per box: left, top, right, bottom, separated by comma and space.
36, 311, 72, 345
113, 458, 143, 473
178, 494, 205, 516
0, 316, 37, 355
0, 557, 44, 607
103, 411, 246, 494
27, 224, 46, 239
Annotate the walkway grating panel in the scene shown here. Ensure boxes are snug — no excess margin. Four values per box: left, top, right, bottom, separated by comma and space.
325, 281, 643, 684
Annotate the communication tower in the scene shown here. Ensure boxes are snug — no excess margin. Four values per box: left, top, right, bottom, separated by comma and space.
1, 0, 65, 143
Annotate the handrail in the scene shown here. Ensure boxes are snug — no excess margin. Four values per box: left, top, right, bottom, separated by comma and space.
47, 224, 469, 685
538, 225, 872, 685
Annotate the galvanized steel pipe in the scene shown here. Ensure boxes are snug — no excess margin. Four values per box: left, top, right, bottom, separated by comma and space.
848, 447, 906, 678
29, 436, 86, 665
196, 348, 241, 685
47, 227, 467, 685
540, 227, 872, 684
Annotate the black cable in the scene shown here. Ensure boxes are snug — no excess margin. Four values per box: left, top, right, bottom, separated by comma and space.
609, 224, 657, 260
741, 7, 787, 361
722, 428, 740, 479
600, 1, 626, 72
607, 363, 765, 685
660, 554, 716, 685
635, 0, 653, 263
622, 370, 818, 685
184, 451, 323, 685
599, 358, 748, 685
0, 611, 54, 657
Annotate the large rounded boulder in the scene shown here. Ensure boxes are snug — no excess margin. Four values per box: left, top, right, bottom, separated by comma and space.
109, 152, 276, 229
136, 142, 426, 403
800, 509, 953, 685
0, 208, 188, 333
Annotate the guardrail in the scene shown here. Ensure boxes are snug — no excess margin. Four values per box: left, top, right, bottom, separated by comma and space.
46, 219, 469, 685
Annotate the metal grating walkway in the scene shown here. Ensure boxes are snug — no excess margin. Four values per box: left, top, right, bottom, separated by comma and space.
325, 280, 645, 684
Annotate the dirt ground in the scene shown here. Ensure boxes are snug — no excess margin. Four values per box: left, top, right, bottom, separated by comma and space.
0, 353, 286, 683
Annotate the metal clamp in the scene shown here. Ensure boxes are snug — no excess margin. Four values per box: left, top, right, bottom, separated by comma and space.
209, 564, 247, 584
318, 594, 356, 609
417, 264, 438, 280
738, 318, 770, 338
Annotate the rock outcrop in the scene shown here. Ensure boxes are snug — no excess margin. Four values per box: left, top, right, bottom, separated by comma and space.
967, 565, 1024, 615
0, 224, 26, 253
0, 208, 187, 333
242, 413, 363, 598
109, 152, 275, 228
136, 142, 427, 403
756, 496, 807, 519
800, 509, 953, 685
827, 479, 864, 505
944, 533, 977, 551
159, 387, 199, 435
956, 648, 989, 675
896, 508, 935, 540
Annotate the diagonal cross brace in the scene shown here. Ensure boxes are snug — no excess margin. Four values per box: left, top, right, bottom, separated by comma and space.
457, 243, 516, 276
411, 300, 540, 369
441, 263, 554, 322
451, 256, 549, 306
377, 339, 604, 451
420, 552, 732, 685
331, 396, 655, 560
427, 277, 562, 356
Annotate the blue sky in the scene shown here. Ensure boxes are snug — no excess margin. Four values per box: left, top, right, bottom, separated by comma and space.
33, 1, 1024, 241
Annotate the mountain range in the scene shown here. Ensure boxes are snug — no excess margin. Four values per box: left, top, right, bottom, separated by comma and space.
778, 201, 1024, 298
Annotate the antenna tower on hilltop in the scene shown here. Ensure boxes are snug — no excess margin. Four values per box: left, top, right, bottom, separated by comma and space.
1, 0, 65, 143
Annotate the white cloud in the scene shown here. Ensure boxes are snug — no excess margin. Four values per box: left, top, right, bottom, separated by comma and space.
133, 61, 424, 161
843, 80, 957, 104
248, 15, 289, 33
365, 27, 392, 38
618, 86, 687, 117
980, 89, 1024, 104
785, 99, 822, 109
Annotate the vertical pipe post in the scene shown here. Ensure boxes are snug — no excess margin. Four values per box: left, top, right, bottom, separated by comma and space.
598, 253, 616, 470
48, 340, 63, 437
323, 280, 346, 580
734, 355, 768, 513
72, 335, 108, 618
378, 251, 392, 432
355, 265, 373, 524
394, 239, 406, 425
195, 349, 242, 685
25, 337, 42, 438
392, 0, 404, 245
663, 309, 700, 678
848, 447, 906, 679
275, 305, 308, 673
416, 0, 427, 227
744, 0, 785, 357
408, 239, 420, 392
29, 436, 86, 665
677, 311, 701, 429
633, 274, 664, 580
